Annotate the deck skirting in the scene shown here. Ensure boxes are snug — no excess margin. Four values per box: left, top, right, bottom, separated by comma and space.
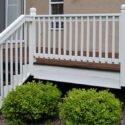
32, 65, 121, 89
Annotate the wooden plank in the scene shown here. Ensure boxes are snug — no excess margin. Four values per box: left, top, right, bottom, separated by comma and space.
35, 58, 120, 72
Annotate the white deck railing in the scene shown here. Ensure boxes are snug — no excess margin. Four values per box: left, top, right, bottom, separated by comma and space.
1, 5, 125, 101
32, 14, 120, 64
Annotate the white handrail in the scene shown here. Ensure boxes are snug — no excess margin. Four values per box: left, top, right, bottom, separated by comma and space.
26, 13, 121, 18
0, 15, 26, 44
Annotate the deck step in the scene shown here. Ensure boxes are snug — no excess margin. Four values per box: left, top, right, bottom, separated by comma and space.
32, 65, 121, 89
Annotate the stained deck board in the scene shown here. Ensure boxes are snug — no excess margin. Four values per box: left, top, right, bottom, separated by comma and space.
35, 58, 120, 72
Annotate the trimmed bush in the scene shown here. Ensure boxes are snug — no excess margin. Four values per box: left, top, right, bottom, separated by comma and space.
2, 81, 61, 125
59, 89, 122, 125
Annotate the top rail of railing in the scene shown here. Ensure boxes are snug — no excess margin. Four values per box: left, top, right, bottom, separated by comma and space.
0, 15, 26, 45
26, 13, 121, 18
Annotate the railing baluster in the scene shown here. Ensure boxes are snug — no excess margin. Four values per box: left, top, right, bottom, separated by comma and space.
20, 26, 23, 75
99, 16, 102, 61
5, 41, 9, 93
64, 17, 67, 56
43, 17, 46, 55
0, 45, 3, 98
58, 17, 61, 55
75, 17, 78, 57
105, 16, 109, 61
24, 22, 27, 65
38, 18, 41, 54
15, 31, 18, 84
93, 16, 96, 60
48, 17, 51, 55
53, 17, 56, 55
112, 16, 115, 63
69, 17, 72, 57
10, 36, 13, 88
33, 17, 36, 54
81, 16, 84, 58
87, 16, 90, 59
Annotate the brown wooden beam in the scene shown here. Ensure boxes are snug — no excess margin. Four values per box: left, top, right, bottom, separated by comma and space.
35, 58, 120, 72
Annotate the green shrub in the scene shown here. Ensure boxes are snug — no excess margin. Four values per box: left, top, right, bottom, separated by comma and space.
2, 81, 61, 125
59, 89, 122, 125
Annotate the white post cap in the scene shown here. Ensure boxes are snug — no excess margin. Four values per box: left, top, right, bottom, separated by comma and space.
30, 8, 37, 16
121, 4, 125, 10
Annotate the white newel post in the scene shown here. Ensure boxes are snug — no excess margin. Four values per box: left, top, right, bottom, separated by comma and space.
120, 4, 125, 86
29, 8, 36, 70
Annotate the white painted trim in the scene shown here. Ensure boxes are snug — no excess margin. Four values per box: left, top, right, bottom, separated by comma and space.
50, 2, 64, 4
27, 13, 120, 18
32, 65, 121, 89
120, 4, 125, 87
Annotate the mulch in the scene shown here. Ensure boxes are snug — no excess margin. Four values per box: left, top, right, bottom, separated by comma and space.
0, 117, 61, 125
0, 114, 125, 125
121, 107, 125, 125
